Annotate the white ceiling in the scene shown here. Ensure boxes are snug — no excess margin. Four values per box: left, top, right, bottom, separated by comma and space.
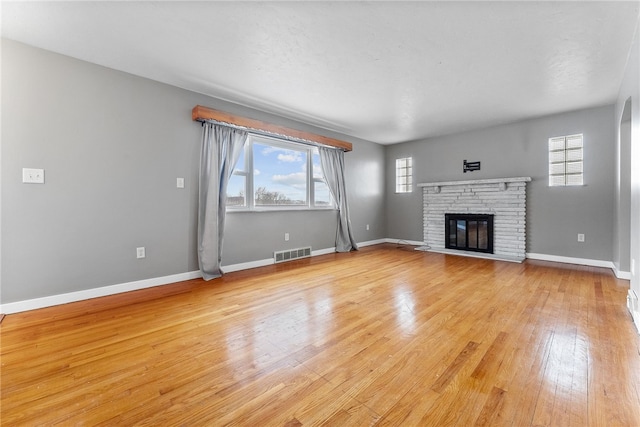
2, 1, 639, 145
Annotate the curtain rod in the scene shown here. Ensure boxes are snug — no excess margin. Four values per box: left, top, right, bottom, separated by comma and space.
197, 118, 342, 151
192, 105, 353, 152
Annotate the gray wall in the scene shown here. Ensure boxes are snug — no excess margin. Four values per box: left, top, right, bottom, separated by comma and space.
1, 39, 386, 303
385, 105, 616, 262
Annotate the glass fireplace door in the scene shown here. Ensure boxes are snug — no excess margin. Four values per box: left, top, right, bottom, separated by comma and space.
445, 214, 494, 254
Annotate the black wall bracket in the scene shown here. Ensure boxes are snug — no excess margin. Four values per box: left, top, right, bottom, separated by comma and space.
463, 160, 481, 173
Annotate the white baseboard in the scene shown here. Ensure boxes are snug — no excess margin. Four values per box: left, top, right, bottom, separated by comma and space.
526, 252, 630, 279
384, 238, 425, 246
628, 290, 640, 334
221, 258, 273, 273
526, 252, 614, 269
313, 247, 338, 256
3, 244, 628, 315
0, 270, 203, 315
0, 246, 342, 314
359, 239, 387, 247
613, 266, 632, 280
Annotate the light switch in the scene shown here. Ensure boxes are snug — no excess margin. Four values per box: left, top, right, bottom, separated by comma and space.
23, 168, 45, 184
176, 177, 185, 188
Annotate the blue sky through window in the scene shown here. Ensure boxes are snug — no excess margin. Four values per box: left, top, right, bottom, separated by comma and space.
254, 142, 307, 203
227, 138, 332, 208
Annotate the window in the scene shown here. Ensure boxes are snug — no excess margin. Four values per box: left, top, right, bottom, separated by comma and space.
396, 157, 413, 193
227, 135, 334, 210
548, 134, 583, 186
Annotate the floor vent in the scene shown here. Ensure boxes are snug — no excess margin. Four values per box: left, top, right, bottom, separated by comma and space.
274, 247, 312, 263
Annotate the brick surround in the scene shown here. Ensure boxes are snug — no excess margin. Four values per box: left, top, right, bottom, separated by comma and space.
418, 177, 531, 261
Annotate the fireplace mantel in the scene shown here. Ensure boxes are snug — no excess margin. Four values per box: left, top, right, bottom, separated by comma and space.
418, 176, 531, 189
418, 177, 531, 262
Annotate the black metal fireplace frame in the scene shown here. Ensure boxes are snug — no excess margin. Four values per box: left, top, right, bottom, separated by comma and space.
445, 213, 494, 254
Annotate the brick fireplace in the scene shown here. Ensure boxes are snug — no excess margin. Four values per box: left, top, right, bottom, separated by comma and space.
417, 177, 531, 262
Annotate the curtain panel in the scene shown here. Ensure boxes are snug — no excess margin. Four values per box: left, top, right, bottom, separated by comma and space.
319, 147, 359, 252
198, 124, 247, 280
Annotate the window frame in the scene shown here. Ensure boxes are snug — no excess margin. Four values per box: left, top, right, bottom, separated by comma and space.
227, 134, 335, 211
395, 157, 413, 193
548, 133, 584, 187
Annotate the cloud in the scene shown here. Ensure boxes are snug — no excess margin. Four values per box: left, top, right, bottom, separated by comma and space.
258, 144, 304, 162
313, 162, 324, 179
273, 172, 306, 189
260, 145, 278, 156
254, 168, 261, 176
277, 151, 303, 163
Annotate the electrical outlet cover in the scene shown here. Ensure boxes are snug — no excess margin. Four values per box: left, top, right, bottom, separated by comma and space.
22, 168, 45, 184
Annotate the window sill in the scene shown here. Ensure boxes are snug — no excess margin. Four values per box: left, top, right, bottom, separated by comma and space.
227, 207, 337, 213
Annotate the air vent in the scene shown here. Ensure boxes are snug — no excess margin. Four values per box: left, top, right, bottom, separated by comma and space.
274, 247, 312, 263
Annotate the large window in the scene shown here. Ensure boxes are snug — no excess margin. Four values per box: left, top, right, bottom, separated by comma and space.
548, 134, 583, 186
395, 157, 413, 193
227, 135, 334, 210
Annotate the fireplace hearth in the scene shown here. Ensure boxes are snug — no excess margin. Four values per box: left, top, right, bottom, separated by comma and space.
445, 213, 494, 254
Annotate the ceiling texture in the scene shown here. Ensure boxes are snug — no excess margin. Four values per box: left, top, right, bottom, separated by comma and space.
2, 1, 639, 145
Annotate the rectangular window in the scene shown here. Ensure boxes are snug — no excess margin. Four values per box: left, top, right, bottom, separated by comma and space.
312, 151, 333, 207
227, 148, 247, 207
396, 157, 413, 193
226, 135, 335, 210
549, 134, 583, 186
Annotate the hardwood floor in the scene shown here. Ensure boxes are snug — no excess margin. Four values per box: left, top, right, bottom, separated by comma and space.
2, 243, 639, 426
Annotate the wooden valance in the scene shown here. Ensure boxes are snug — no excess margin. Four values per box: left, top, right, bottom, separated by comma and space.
192, 105, 352, 152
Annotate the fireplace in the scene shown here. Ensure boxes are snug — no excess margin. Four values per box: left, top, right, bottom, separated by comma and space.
445, 213, 494, 254
418, 177, 530, 262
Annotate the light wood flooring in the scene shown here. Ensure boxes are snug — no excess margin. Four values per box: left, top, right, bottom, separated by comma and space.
2, 243, 640, 426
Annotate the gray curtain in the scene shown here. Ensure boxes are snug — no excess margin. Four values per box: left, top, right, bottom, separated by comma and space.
318, 147, 358, 252
198, 123, 247, 280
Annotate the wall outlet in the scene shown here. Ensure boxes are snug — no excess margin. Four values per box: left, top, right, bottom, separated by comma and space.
366, 224, 370, 230
577, 233, 585, 242
136, 247, 146, 259
176, 177, 185, 188
284, 233, 290, 241
22, 168, 45, 184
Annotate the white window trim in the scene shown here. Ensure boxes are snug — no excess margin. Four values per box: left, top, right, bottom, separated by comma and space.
228, 134, 336, 211
395, 157, 413, 193
548, 133, 584, 187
